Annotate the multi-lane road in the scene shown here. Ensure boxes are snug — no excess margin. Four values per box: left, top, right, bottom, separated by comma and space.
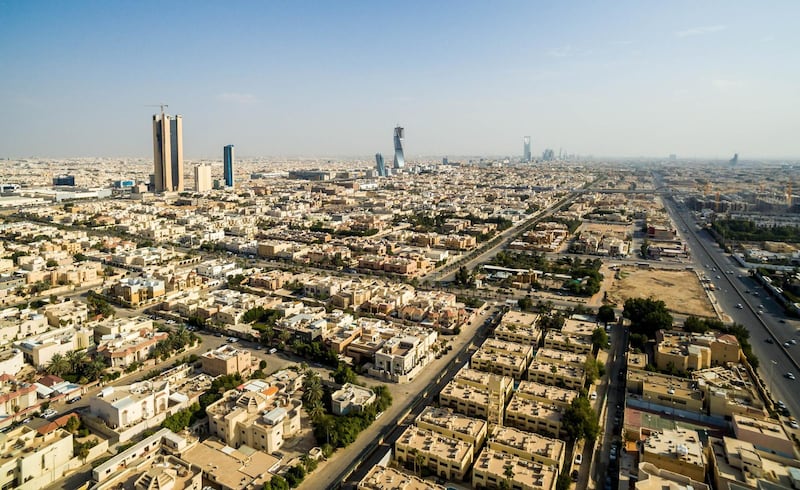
664, 195, 800, 418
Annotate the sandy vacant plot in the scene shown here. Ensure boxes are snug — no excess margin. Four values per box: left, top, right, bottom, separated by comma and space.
606, 266, 715, 317
579, 222, 633, 236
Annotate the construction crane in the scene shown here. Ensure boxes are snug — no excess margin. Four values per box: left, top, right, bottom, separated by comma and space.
145, 104, 169, 113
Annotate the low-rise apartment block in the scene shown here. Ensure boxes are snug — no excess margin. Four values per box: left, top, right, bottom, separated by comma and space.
527, 359, 585, 391
470, 338, 533, 380
96, 329, 169, 368
200, 344, 253, 377
626, 369, 705, 414
636, 462, 709, 490
357, 465, 445, 490
515, 380, 579, 409
472, 447, 557, 490
0, 426, 74, 490
655, 330, 741, 374
415, 406, 488, 449
534, 348, 587, 369
395, 425, 474, 481
494, 310, 541, 346
439, 367, 513, 423
731, 414, 796, 458
488, 425, 566, 471
15, 325, 93, 368
709, 436, 800, 490
693, 365, 766, 419
543, 330, 592, 354
505, 394, 564, 438
641, 428, 707, 483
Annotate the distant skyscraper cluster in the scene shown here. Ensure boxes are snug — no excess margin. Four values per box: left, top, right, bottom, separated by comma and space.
152, 111, 183, 192
393, 126, 405, 169
541, 149, 555, 161
375, 153, 387, 177
523, 136, 531, 163
729, 153, 739, 166
223, 145, 235, 187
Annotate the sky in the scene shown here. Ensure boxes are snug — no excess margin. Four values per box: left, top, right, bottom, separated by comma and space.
1, 1, 798, 160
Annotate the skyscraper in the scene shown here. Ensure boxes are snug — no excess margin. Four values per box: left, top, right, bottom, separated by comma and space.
393, 126, 405, 169
375, 153, 387, 177
223, 144, 235, 187
523, 136, 531, 163
152, 111, 183, 192
194, 164, 212, 192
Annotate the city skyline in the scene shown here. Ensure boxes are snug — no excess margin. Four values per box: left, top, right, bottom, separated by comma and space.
1, 2, 799, 159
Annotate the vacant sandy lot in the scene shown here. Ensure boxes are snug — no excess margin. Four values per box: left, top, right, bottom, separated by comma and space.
579, 222, 633, 236
606, 266, 715, 317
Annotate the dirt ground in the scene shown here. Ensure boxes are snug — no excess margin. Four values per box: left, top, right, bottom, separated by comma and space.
578, 222, 633, 236
605, 266, 715, 317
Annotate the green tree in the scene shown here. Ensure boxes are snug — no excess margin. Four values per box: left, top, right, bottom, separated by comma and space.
454, 266, 475, 288
584, 354, 600, 384
302, 371, 324, 408
269, 475, 289, 490
64, 415, 80, 434
623, 297, 673, 338
597, 304, 616, 325
46, 353, 70, 377
332, 364, 357, 385
562, 396, 599, 443
591, 327, 609, 351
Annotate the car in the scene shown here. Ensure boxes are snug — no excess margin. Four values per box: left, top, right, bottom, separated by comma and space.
571, 470, 580, 482
590, 392, 597, 400
791, 420, 800, 429
787, 372, 796, 380
269, 348, 277, 354
736, 304, 743, 309
766, 338, 774, 344
780, 319, 787, 324
716, 275, 721, 279
574, 454, 582, 465
778, 400, 786, 408
67, 396, 81, 404
792, 339, 797, 345
784, 342, 790, 347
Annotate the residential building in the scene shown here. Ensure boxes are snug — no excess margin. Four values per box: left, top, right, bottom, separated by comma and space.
654, 330, 741, 374
626, 369, 705, 414
15, 326, 93, 368
709, 436, 800, 490
526, 359, 585, 391
153, 111, 184, 193
439, 367, 513, 424
90, 428, 199, 489
694, 365, 766, 418
200, 344, 253, 377
181, 438, 279, 490
472, 447, 557, 490
487, 425, 566, 471
504, 394, 564, 437
470, 338, 533, 380
89, 381, 170, 429
636, 462, 709, 490
534, 348, 587, 369
96, 329, 168, 368
331, 383, 375, 416
514, 380, 578, 409
358, 465, 445, 490
0, 373, 38, 420
206, 387, 302, 454
0, 426, 74, 490
494, 310, 541, 346
731, 414, 795, 458
543, 330, 592, 354
395, 425, 473, 481
641, 428, 707, 483
415, 406, 488, 449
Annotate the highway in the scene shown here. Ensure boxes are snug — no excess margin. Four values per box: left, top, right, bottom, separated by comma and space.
663, 195, 800, 419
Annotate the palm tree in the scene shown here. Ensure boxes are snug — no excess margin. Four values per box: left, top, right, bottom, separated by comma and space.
46, 353, 69, 377
307, 402, 325, 422
66, 350, 86, 374
302, 372, 323, 408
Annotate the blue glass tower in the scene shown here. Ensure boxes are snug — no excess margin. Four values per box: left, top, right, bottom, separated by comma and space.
223, 144, 234, 187
523, 136, 531, 163
393, 126, 405, 169
375, 153, 387, 177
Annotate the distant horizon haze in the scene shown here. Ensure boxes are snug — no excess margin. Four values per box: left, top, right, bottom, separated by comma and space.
1, 1, 798, 159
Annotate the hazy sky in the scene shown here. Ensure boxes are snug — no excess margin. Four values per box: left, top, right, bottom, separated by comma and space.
1, 1, 798, 160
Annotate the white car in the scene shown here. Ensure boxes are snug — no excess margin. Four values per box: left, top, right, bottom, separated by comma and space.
790, 420, 799, 429
574, 454, 582, 465
590, 392, 597, 400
